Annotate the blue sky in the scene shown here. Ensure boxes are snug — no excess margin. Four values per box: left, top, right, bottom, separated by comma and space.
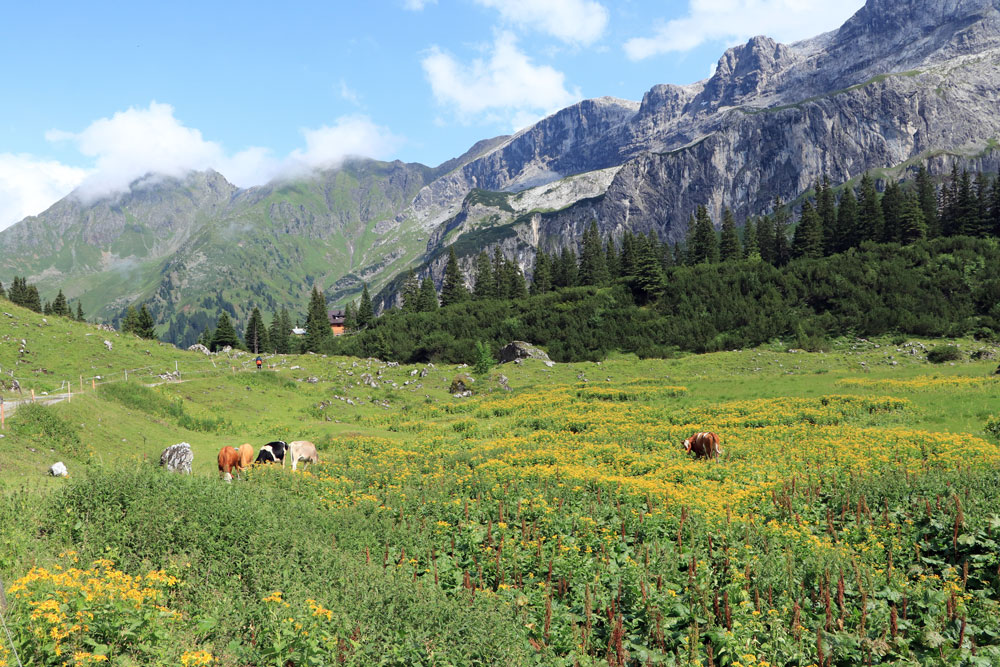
0, 0, 864, 230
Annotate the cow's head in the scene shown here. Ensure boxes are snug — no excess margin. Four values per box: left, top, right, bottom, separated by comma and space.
683, 438, 692, 453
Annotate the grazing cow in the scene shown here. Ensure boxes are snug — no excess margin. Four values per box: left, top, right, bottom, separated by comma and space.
237, 443, 254, 472
287, 440, 319, 471
255, 440, 288, 465
218, 446, 240, 482
159, 442, 193, 474
683, 431, 722, 459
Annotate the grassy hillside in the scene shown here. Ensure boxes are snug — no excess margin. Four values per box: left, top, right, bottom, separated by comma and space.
1, 302, 999, 665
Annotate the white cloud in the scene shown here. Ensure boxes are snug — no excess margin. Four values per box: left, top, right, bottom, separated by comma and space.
402, 0, 435, 9
288, 115, 404, 172
0, 103, 405, 229
339, 79, 362, 106
474, 0, 608, 46
422, 31, 580, 129
0, 154, 90, 230
624, 0, 865, 60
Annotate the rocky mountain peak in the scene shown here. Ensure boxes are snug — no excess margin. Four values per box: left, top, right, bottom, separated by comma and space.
700, 35, 796, 108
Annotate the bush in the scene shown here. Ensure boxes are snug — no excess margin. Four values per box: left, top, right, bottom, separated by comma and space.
472, 340, 495, 375
986, 415, 1000, 440
927, 345, 963, 363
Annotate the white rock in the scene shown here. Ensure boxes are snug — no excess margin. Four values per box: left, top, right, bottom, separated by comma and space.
49, 462, 68, 477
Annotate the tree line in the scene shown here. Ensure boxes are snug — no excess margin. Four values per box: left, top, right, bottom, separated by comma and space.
1, 277, 85, 321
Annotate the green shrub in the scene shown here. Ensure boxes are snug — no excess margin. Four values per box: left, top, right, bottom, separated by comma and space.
986, 415, 1000, 440
927, 345, 963, 363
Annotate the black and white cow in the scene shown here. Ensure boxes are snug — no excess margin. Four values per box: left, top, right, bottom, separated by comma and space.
255, 440, 288, 465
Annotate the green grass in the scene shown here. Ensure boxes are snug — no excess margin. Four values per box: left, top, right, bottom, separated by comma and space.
2, 301, 1000, 664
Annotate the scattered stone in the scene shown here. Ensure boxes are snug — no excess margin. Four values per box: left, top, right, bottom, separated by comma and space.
290, 365, 302, 370
544, 361, 555, 367
49, 462, 68, 477
361, 373, 379, 388
306, 376, 319, 384
410, 369, 419, 376
103, 340, 113, 351
498, 341, 551, 364
187, 343, 212, 355
449, 373, 474, 395
159, 443, 193, 474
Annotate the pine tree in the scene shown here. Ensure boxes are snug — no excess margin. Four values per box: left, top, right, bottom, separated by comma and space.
899, 191, 928, 244
690, 205, 719, 264
0, 281, 5, 300
792, 201, 823, 259
916, 166, 939, 238
401, 269, 421, 312
211, 311, 240, 351
43, 301, 52, 316
357, 284, 374, 328
492, 247, 505, 297
880, 180, 903, 243
719, 208, 742, 262
440, 247, 469, 307
578, 220, 609, 286
245, 307, 268, 353
991, 174, 1000, 238
121, 305, 140, 335
974, 171, 991, 237
473, 251, 495, 300
836, 187, 860, 252
198, 327, 214, 348
956, 170, 977, 236
530, 252, 552, 295
418, 276, 439, 311
742, 215, 759, 260
817, 176, 837, 255
858, 173, 884, 243
772, 199, 791, 267
52, 290, 69, 317
303, 286, 333, 353
75, 301, 85, 322
941, 164, 961, 235
136, 305, 156, 340
504, 259, 529, 300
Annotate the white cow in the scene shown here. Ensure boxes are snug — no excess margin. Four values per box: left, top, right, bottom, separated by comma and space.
286, 440, 319, 471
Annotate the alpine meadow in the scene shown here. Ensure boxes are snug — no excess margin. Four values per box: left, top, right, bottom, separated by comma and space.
4, 0, 1000, 665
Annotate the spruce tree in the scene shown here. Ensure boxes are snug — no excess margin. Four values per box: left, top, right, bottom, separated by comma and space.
880, 180, 903, 243
303, 286, 333, 353
756, 216, 775, 264
558, 247, 578, 287
440, 247, 469, 307
772, 199, 791, 267
605, 238, 620, 279
43, 301, 52, 316
504, 259, 529, 300
974, 171, 990, 237
245, 307, 268, 353
52, 290, 69, 317
211, 312, 240, 351
817, 175, 837, 255
690, 206, 719, 264
858, 173, 884, 243
916, 166, 939, 238
530, 252, 552, 295
24, 284, 42, 313
121, 305, 140, 335
836, 187, 860, 252
792, 201, 823, 259
578, 220, 609, 286
418, 276, 439, 311
742, 215, 759, 260
635, 235, 666, 302
620, 232, 637, 277
491, 247, 505, 297
991, 174, 1000, 238
136, 305, 156, 340
342, 302, 357, 332
899, 191, 928, 244
941, 164, 960, 235
357, 284, 374, 328
956, 170, 977, 236
401, 270, 421, 312
75, 301, 85, 322
268, 308, 292, 353
473, 251, 495, 300
719, 208, 742, 262
0, 281, 5, 300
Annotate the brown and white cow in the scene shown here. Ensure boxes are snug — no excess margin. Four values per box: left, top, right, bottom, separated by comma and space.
218, 446, 240, 482
683, 431, 722, 459
287, 440, 319, 471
